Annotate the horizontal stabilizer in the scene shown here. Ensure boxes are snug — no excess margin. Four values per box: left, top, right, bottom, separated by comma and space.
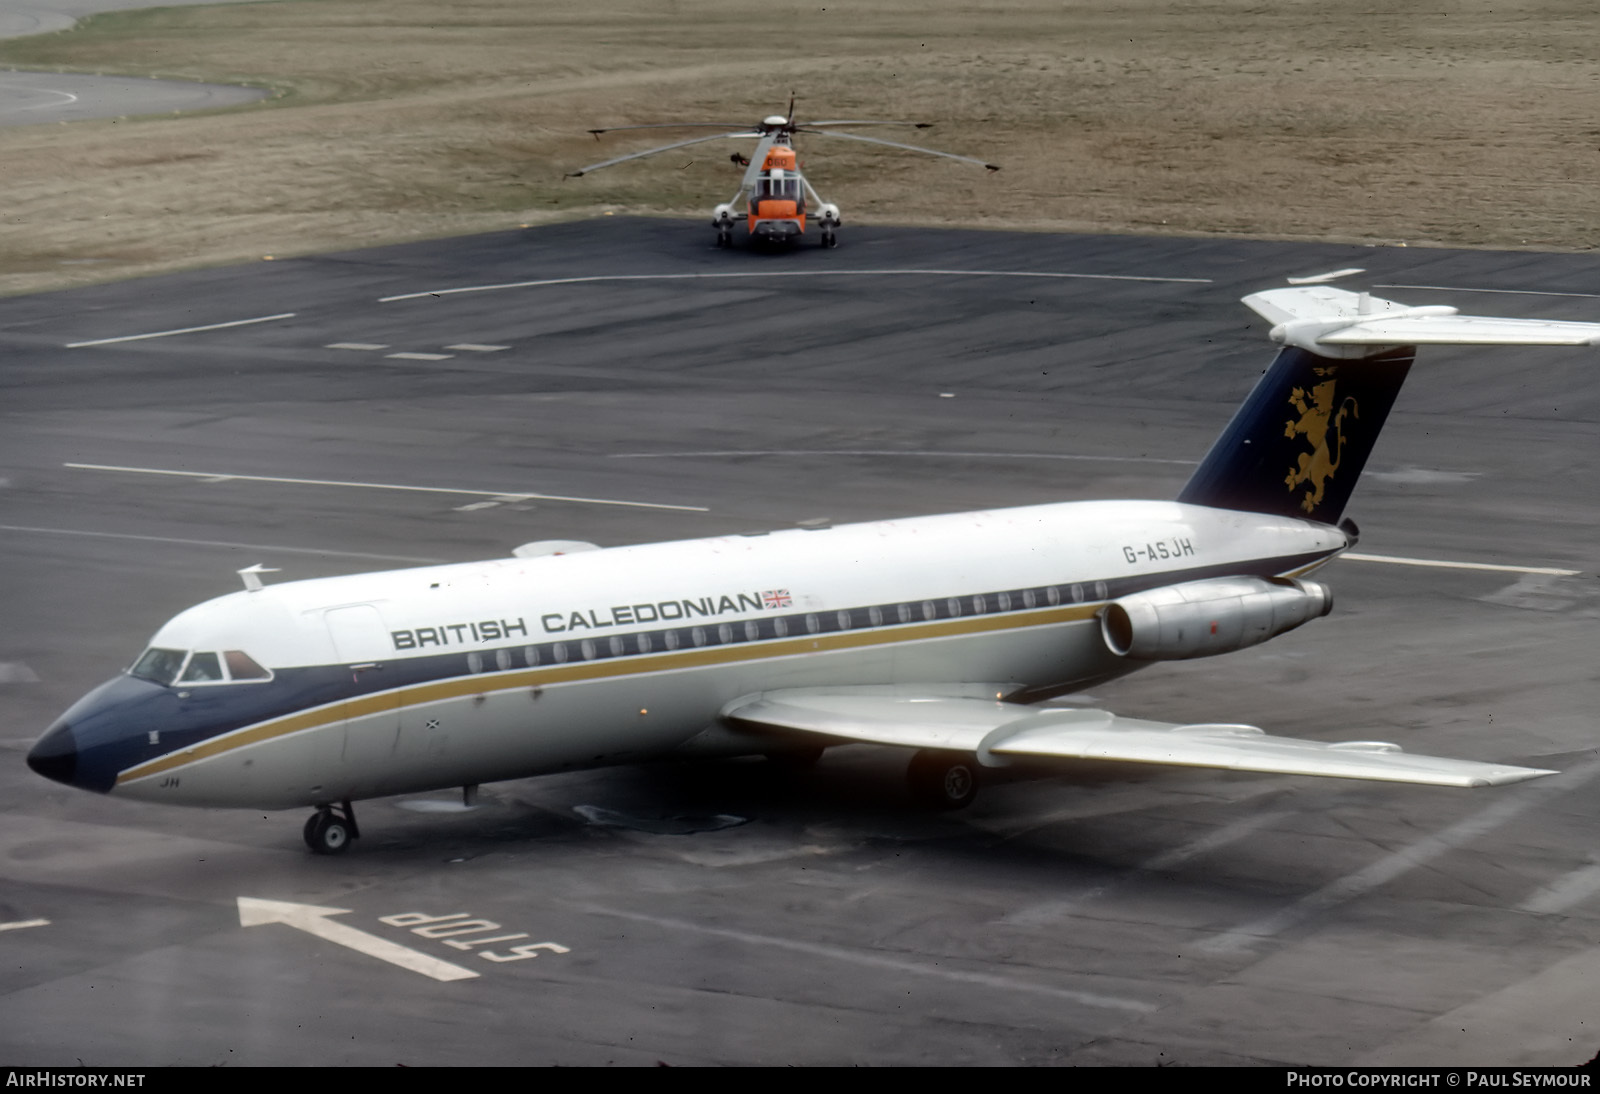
724, 689, 1555, 788
1244, 287, 1600, 358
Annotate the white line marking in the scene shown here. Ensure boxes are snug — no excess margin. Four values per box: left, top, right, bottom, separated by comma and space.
0, 918, 50, 932
0, 523, 445, 564
1202, 755, 1600, 955
65, 312, 295, 347
64, 462, 709, 513
1341, 552, 1580, 576
238, 898, 478, 982
445, 344, 510, 352
380, 268, 1212, 303
0, 84, 78, 110
1520, 862, 1600, 915
385, 352, 454, 361
326, 342, 389, 351
609, 448, 1197, 465
1005, 810, 1290, 926
581, 905, 1154, 1012
1378, 283, 1600, 300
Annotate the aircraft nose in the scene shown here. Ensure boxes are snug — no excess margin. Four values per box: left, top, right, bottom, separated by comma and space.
27, 721, 78, 787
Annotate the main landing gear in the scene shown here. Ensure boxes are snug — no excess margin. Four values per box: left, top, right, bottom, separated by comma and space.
303, 801, 360, 855
906, 749, 979, 810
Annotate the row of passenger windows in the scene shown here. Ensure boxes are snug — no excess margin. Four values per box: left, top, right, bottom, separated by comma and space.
461, 582, 1109, 675
129, 647, 272, 687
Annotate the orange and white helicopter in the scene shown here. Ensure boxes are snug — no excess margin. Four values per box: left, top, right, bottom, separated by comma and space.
568, 101, 999, 248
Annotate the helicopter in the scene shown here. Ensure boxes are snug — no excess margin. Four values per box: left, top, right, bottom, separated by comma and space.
567, 100, 999, 248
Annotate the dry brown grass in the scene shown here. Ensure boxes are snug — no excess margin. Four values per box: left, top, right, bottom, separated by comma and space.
2, 0, 1597, 296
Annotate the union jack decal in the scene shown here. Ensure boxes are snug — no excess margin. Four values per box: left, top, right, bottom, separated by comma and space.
762, 589, 792, 609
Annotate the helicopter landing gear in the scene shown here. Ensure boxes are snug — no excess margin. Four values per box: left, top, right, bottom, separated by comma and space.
907, 749, 979, 810
303, 800, 360, 855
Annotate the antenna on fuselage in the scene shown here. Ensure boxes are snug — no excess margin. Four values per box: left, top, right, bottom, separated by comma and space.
237, 564, 280, 592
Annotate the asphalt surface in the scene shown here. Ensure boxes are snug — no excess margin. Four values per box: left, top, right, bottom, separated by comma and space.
1, 218, 1597, 1066
0, 0, 266, 126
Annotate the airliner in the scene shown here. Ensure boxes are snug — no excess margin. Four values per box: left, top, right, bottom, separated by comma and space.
28, 285, 1600, 853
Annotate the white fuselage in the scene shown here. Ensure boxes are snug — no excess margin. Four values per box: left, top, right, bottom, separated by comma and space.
106, 499, 1344, 810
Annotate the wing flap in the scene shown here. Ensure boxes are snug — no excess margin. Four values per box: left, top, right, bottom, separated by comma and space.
988, 713, 1554, 787
723, 689, 1555, 788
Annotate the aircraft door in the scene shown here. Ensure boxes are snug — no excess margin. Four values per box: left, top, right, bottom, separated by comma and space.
322, 605, 402, 795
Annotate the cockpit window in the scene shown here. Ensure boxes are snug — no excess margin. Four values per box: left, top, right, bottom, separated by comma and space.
223, 650, 270, 681
129, 647, 186, 686
179, 652, 223, 683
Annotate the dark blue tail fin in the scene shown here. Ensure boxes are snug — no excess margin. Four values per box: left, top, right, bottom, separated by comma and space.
1177, 345, 1415, 525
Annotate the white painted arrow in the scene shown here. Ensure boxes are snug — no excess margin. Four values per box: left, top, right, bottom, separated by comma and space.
237, 897, 479, 982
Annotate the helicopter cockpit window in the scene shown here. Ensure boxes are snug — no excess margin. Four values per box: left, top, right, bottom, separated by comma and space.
759, 176, 800, 200
179, 652, 224, 683
129, 647, 186, 686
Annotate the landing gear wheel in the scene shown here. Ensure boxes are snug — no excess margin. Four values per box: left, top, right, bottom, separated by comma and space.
907, 750, 979, 810
821, 230, 837, 249
716, 230, 732, 249
303, 802, 359, 855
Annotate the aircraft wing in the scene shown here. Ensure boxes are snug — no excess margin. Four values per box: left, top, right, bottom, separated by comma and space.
722, 689, 1555, 788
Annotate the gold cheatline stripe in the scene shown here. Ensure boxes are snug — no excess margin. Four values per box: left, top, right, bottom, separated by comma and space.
116, 603, 1104, 785
115, 553, 1335, 785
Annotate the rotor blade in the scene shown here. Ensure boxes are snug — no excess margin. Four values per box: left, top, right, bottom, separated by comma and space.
804, 120, 935, 129
805, 130, 1000, 170
568, 133, 759, 177
587, 123, 751, 135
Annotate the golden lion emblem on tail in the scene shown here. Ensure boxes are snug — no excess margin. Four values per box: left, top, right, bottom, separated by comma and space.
1285, 379, 1360, 514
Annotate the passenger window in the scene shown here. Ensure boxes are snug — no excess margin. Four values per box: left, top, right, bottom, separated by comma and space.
179, 652, 223, 683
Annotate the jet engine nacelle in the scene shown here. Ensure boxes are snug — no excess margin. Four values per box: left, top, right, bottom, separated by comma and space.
1100, 575, 1333, 661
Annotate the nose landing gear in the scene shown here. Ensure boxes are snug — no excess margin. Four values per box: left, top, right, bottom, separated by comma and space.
303, 800, 360, 855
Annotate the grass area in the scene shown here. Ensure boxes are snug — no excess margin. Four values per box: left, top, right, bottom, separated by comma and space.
1, 0, 1597, 295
